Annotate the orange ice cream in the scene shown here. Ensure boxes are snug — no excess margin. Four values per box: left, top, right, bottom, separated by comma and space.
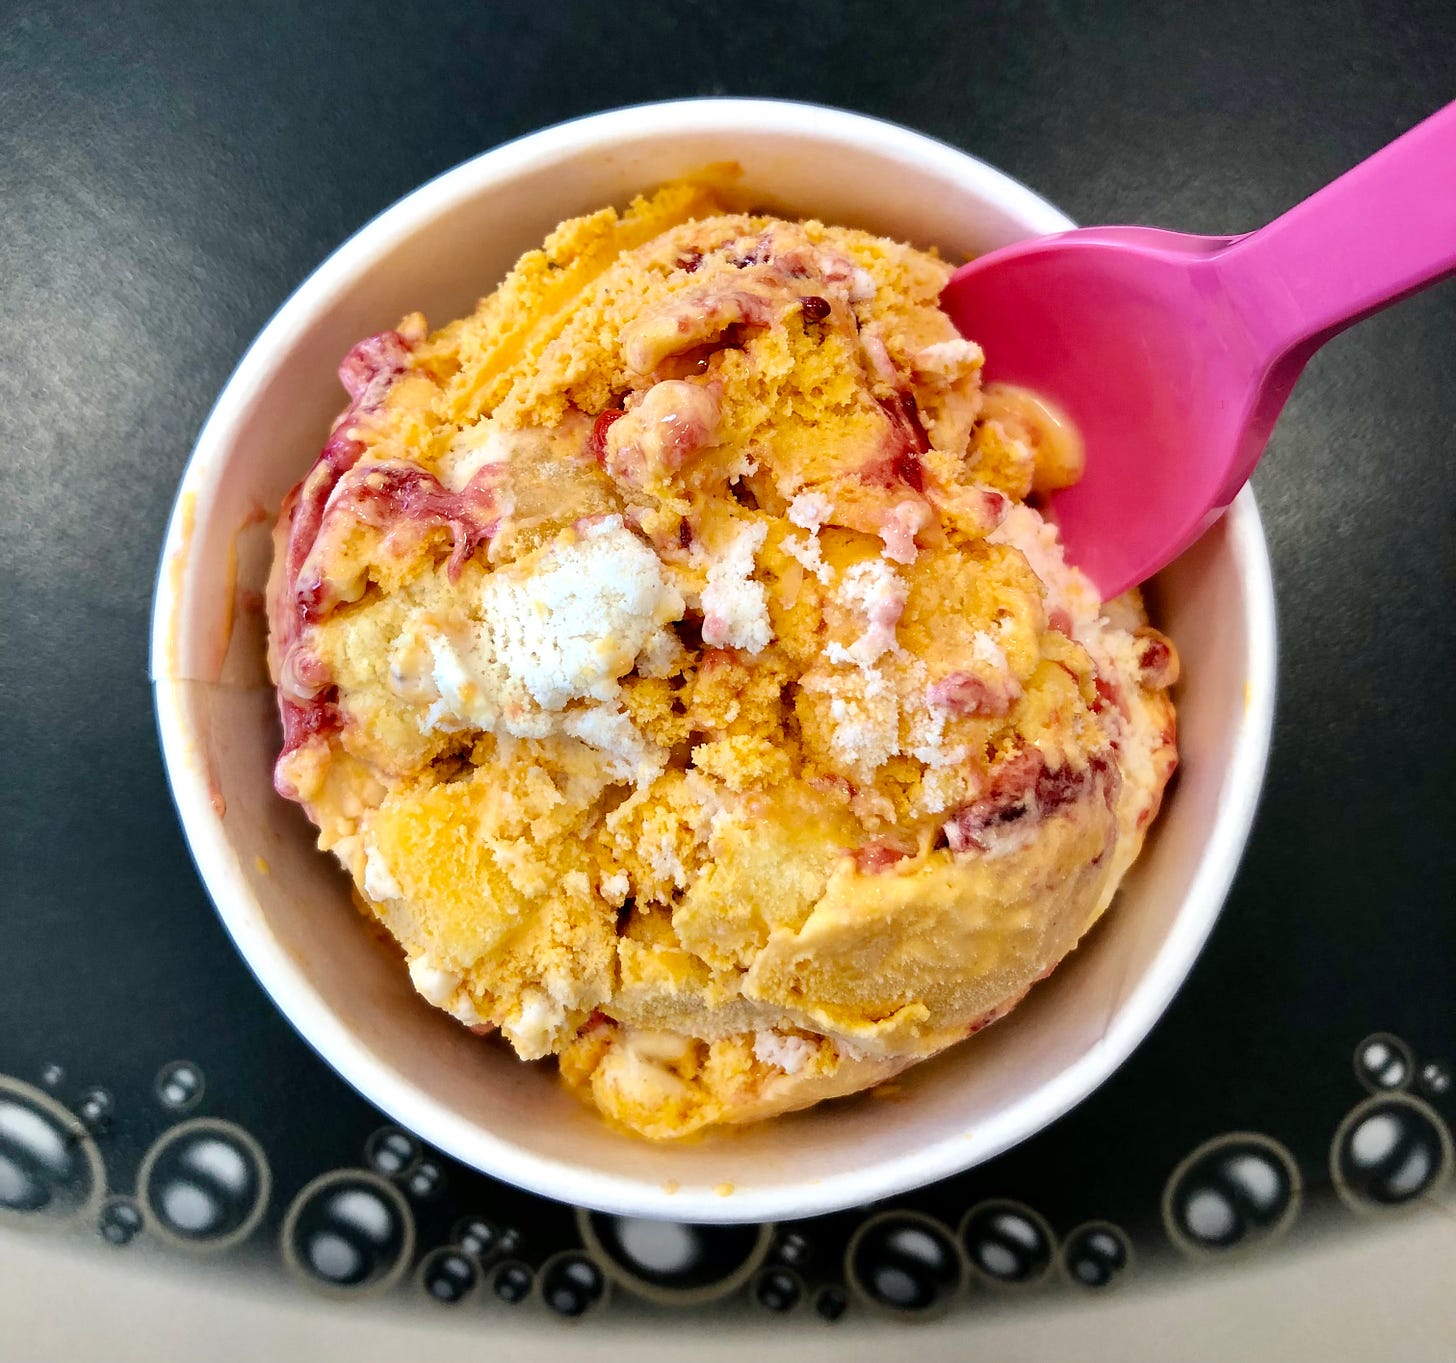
265, 181, 1179, 1139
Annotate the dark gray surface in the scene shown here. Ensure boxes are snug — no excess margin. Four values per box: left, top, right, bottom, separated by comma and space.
1, 0, 1453, 1306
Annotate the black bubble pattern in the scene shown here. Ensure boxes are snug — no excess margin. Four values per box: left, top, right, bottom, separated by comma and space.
960, 1201, 1055, 1286
493, 1260, 534, 1304
583, 1213, 767, 1299
1354, 1034, 1413, 1093
452, 1215, 511, 1265
1332, 1095, 1453, 1212
363, 1127, 419, 1179
1164, 1134, 1300, 1256
847, 1213, 964, 1315
493, 1225, 522, 1260
420, 1247, 478, 1304
753, 1267, 803, 1312
98, 1196, 143, 1247
0, 1079, 100, 1225
76, 1087, 114, 1136
541, 1252, 606, 1318
1062, 1223, 1131, 1289
140, 1121, 269, 1248
814, 1285, 848, 1322
284, 1170, 414, 1293
404, 1159, 444, 1200
1418, 1060, 1452, 1099
154, 1062, 205, 1113
773, 1230, 814, 1269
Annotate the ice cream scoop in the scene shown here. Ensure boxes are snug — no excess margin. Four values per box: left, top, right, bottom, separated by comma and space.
261, 181, 1187, 1141
941, 100, 1456, 598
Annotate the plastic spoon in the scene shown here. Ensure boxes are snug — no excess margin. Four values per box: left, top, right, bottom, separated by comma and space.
940, 100, 1456, 598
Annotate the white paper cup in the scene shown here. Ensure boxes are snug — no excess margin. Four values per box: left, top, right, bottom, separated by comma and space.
151, 99, 1276, 1223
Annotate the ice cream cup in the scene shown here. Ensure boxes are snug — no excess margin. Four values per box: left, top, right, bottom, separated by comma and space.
151, 98, 1276, 1223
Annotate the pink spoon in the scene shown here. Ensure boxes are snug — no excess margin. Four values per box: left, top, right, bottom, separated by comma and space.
941, 100, 1456, 599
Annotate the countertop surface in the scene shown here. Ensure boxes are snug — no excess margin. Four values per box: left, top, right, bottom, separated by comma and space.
2, 0, 1453, 1353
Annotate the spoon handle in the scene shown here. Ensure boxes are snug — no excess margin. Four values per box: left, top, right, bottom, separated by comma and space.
1218, 101, 1456, 357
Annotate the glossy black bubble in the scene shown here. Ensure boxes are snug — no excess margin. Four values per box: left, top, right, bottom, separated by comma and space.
1418, 1060, 1452, 1099
76, 1087, 114, 1136
541, 1253, 606, 1317
452, 1215, 507, 1264
144, 1125, 267, 1244
1063, 1224, 1130, 1289
815, 1285, 848, 1322
961, 1202, 1053, 1284
0, 1085, 97, 1222
364, 1128, 419, 1179
754, 1268, 802, 1312
587, 1214, 763, 1293
405, 1160, 445, 1200
848, 1215, 963, 1313
1165, 1136, 1298, 1253
98, 1196, 143, 1247
773, 1230, 814, 1269
420, 1247, 478, 1304
154, 1062, 205, 1113
1354, 1034, 1412, 1093
287, 1175, 412, 1289
1333, 1097, 1452, 1209
495, 1226, 522, 1259
493, 1260, 534, 1304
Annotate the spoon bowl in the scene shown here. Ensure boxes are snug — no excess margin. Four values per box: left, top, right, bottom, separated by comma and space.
943, 102, 1456, 598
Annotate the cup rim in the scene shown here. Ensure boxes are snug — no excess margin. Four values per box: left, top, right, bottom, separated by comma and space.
151, 98, 1277, 1223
